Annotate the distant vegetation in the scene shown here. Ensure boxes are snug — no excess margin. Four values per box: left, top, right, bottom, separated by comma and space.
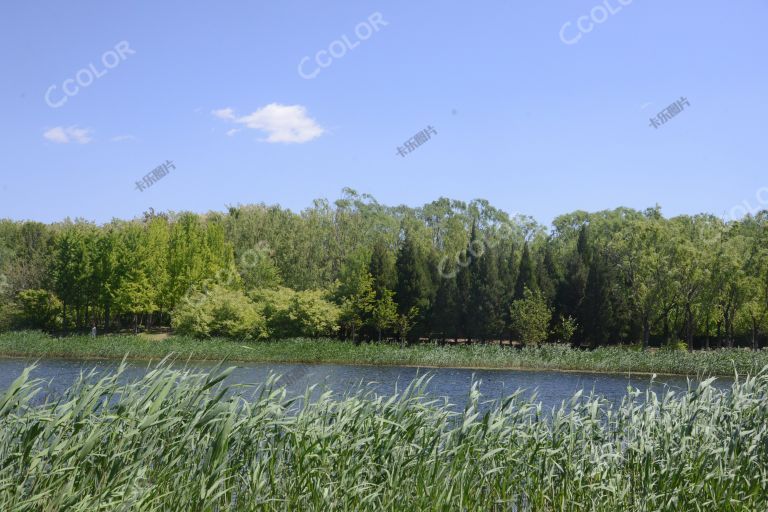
1, 189, 767, 349
1, 361, 766, 510
2, 331, 767, 376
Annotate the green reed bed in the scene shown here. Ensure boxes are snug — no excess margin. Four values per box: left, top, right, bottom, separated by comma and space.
2, 330, 768, 376
0, 361, 767, 511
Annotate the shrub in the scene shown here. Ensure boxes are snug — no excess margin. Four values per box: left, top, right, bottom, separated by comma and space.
662, 339, 689, 351
288, 289, 340, 337
14, 289, 62, 331
551, 314, 577, 343
509, 287, 551, 346
251, 287, 340, 338
173, 285, 267, 340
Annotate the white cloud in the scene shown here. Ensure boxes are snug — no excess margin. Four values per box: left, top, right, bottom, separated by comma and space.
212, 103, 324, 143
43, 125, 92, 144
111, 134, 137, 142
212, 108, 236, 120
226, 129, 240, 137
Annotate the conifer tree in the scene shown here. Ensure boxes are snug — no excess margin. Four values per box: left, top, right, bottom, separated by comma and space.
514, 242, 536, 300
395, 228, 432, 341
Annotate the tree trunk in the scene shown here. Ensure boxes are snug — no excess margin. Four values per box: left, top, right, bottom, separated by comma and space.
704, 312, 710, 350
728, 320, 735, 348
716, 320, 722, 349
724, 310, 734, 348
685, 304, 694, 350
642, 315, 650, 351
753, 320, 758, 351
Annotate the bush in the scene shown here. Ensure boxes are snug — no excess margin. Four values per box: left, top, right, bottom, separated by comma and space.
172, 285, 268, 340
14, 289, 62, 331
509, 288, 551, 346
288, 289, 340, 337
662, 339, 689, 351
551, 314, 577, 343
251, 287, 340, 338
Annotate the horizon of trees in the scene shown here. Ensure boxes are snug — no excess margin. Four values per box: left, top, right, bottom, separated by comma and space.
1, 188, 767, 349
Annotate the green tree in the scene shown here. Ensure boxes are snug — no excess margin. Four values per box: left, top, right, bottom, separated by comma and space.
239, 242, 282, 290
612, 215, 676, 350
369, 240, 397, 296
509, 287, 551, 346
370, 288, 398, 341
514, 242, 536, 300
52, 222, 94, 332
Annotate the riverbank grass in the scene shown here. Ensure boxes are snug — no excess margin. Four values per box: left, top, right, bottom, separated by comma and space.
1, 331, 767, 376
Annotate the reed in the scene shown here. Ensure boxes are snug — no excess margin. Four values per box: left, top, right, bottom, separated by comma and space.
1, 360, 766, 510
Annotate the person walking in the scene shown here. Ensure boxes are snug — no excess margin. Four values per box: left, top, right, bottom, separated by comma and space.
90, 324, 97, 338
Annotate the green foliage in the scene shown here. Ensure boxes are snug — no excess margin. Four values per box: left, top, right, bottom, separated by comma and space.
3, 192, 768, 348
1, 361, 768, 510
238, 242, 282, 289
0, 274, 13, 332
173, 285, 267, 340
395, 229, 433, 316
253, 287, 340, 338
662, 339, 689, 351
514, 241, 536, 300
14, 289, 62, 331
370, 288, 398, 341
394, 306, 420, 344
552, 314, 578, 343
4, 331, 768, 376
336, 254, 376, 340
509, 287, 552, 346
369, 239, 397, 295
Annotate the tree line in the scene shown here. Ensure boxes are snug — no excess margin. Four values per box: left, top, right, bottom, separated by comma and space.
1, 188, 767, 349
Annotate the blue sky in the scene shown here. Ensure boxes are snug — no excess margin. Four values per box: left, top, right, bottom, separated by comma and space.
1, 0, 767, 225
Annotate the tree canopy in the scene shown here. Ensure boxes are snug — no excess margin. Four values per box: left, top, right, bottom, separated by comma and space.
1, 189, 767, 348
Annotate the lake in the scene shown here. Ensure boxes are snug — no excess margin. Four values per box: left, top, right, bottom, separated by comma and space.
0, 357, 733, 410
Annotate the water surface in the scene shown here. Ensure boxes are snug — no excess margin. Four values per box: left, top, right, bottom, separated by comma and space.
0, 358, 732, 411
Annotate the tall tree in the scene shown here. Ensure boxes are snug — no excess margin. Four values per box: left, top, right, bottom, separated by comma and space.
395, 228, 433, 341
514, 242, 536, 300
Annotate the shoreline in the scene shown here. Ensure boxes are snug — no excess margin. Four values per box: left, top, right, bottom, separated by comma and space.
0, 348, 740, 379
0, 331, 762, 379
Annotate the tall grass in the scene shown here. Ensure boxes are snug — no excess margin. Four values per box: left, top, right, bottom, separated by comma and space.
3, 330, 768, 376
1, 361, 766, 511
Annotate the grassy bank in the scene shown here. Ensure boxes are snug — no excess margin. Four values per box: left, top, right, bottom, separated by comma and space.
2, 362, 767, 511
1, 331, 767, 376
